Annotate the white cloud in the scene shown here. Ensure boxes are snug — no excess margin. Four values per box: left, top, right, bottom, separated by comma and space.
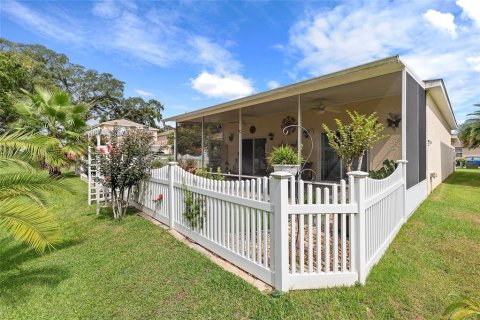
134, 89, 154, 97
457, 0, 480, 27
287, 4, 416, 76
191, 72, 254, 99
189, 36, 241, 74
467, 56, 480, 72
283, 1, 480, 123
0, 0, 84, 43
267, 80, 280, 89
423, 9, 457, 38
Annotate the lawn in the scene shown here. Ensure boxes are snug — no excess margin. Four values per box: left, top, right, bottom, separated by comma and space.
1, 170, 479, 319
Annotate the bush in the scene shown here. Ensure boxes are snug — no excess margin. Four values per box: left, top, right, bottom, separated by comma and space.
369, 159, 396, 179
456, 157, 466, 168
196, 167, 224, 181
267, 145, 302, 166
96, 127, 153, 219
151, 158, 166, 169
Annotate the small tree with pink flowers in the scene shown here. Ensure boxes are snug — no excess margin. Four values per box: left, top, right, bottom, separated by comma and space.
96, 127, 153, 219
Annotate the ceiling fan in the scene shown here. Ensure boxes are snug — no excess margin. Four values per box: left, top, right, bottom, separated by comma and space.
309, 99, 341, 114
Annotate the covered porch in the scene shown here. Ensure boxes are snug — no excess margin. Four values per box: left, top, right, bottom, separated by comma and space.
166, 63, 403, 183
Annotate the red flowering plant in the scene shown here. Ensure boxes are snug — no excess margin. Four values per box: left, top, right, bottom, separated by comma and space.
153, 193, 164, 203
95, 127, 154, 219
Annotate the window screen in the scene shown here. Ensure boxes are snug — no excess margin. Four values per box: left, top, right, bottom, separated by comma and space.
406, 73, 427, 189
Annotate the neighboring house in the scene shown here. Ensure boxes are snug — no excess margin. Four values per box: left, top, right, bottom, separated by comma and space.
452, 134, 480, 159
157, 129, 174, 155
86, 118, 161, 151
163, 56, 457, 216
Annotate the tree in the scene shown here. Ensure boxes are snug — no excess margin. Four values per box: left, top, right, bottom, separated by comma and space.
0, 50, 36, 130
107, 97, 164, 127
96, 128, 153, 219
444, 295, 480, 320
0, 131, 68, 252
322, 111, 386, 172
459, 104, 480, 149
13, 86, 88, 175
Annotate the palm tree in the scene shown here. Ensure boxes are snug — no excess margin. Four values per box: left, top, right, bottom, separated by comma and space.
459, 104, 480, 149
13, 86, 88, 175
0, 130, 69, 252
444, 295, 480, 319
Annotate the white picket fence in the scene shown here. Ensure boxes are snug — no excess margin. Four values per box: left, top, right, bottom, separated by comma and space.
132, 160, 408, 291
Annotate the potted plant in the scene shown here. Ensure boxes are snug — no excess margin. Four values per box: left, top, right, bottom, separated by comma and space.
267, 145, 302, 175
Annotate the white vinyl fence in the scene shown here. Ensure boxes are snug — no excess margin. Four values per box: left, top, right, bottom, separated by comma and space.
132, 160, 409, 291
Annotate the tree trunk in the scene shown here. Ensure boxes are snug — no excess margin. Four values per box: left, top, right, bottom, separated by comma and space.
357, 151, 365, 171
49, 166, 62, 177
345, 162, 353, 172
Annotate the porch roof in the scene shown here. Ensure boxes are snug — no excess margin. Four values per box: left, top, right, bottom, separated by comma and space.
164, 56, 407, 123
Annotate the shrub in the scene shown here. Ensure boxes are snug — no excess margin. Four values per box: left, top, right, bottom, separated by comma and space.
196, 167, 224, 181
369, 159, 396, 179
322, 111, 386, 172
151, 158, 166, 169
183, 183, 206, 229
96, 127, 153, 219
267, 145, 302, 166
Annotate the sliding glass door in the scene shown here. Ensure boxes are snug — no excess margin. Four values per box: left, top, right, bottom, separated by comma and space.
320, 133, 368, 181
242, 138, 267, 176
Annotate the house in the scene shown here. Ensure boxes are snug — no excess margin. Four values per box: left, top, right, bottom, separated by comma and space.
85, 118, 163, 151
163, 56, 457, 216
157, 129, 174, 155
452, 133, 480, 159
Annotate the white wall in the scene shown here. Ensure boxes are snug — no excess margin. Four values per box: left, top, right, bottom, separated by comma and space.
426, 94, 455, 193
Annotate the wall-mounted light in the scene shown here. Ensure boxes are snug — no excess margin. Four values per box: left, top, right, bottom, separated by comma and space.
268, 132, 274, 141
427, 139, 432, 146
228, 133, 234, 142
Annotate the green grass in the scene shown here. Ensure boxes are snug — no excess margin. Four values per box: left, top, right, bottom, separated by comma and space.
1, 170, 479, 319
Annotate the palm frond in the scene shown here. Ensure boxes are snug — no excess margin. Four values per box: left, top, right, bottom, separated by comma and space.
0, 199, 62, 253
0, 171, 74, 205
0, 130, 66, 167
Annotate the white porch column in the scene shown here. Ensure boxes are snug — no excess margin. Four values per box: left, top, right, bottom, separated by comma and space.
238, 108, 242, 180
401, 68, 407, 160
174, 122, 177, 161
96, 134, 101, 148
201, 117, 205, 169
297, 95, 302, 162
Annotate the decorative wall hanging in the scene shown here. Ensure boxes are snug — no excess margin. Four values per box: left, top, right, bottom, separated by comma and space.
228, 133, 234, 142
386, 113, 401, 130
281, 115, 297, 135
303, 128, 313, 139
249, 126, 256, 134
268, 132, 274, 141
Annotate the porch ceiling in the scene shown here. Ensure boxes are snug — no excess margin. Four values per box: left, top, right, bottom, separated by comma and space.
189, 72, 402, 124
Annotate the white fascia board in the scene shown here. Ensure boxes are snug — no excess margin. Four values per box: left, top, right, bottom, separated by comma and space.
425, 80, 457, 130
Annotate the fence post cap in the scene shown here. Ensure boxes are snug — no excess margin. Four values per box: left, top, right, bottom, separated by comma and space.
395, 160, 408, 164
270, 171, 292, 179
347, 171, 369, 178
168, 161, 178, 166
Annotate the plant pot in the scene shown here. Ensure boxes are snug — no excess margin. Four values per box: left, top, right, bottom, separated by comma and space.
272, 164, 300, 175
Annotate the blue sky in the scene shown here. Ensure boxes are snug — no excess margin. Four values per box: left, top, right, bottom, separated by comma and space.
1, 0, 479, 124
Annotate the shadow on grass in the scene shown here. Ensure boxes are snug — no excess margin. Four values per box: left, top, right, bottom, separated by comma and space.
0, 238, 80, 272
0, 239, 73, 305
92, 206, 138, 220
443, 170, 480, 188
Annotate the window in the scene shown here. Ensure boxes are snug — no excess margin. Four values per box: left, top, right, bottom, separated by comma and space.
455, 147, 463, 158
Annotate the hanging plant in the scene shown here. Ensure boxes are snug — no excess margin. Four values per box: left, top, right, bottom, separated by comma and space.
281, 115, 297, 135
183, 183, 206, 229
